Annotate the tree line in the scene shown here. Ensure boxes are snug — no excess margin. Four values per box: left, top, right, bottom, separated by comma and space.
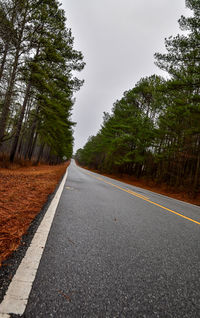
76, 0, 200, 195
0, 0, 84, 164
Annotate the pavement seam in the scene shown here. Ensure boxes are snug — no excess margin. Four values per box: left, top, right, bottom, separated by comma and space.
0, 168, 69, 317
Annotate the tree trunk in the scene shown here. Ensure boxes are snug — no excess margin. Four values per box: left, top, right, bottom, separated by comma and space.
35, 142, 45, 165
0, 0, 18, 83
17, 133, 25, 159
193, 152, 200, 191
10, 82, 32, 162
0, 44, 9, 83
0, 48, 20, 144
24, 106, 39, 160
28, 132, 38, 161
0, 4, 28, 146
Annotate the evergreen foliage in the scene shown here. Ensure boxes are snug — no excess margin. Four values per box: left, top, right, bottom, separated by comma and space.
0, 0, 84, 163
76, 1, 200, 195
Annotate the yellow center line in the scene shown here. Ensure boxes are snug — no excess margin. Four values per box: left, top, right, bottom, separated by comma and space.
85, 171, 200, 226
85, 172, 149, 199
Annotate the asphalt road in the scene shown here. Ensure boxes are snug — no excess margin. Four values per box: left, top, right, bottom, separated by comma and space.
23, 160, 200, 317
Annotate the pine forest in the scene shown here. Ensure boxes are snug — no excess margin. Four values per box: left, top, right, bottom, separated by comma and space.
0, 0, 84, 164
75, 0, 200, 196
0, 0, 199, 196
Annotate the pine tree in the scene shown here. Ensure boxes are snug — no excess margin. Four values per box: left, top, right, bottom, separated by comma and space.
0, 0, 85, 163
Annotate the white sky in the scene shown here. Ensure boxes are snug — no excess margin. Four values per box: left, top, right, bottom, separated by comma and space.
61, 0, 190, 152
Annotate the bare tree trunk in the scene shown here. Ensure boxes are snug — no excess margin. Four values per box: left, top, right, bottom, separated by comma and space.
24, 106, 39, 160
0, 44, 9, 83
28, 131, 38, 161
9, 39, 42, 162
25, 128, 36, 159
0, 55, 21, 145
0, 4, 28, 146
35, 142, 45, 165
9, 82, 32, 162
17, 133, 25, 159
0, 0, 18, 83
193, 151, 200, 191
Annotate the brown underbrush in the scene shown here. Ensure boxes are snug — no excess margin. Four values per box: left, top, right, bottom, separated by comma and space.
0, 161, 70, 266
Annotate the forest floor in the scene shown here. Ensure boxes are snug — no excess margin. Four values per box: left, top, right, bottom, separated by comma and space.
0, 161, 69, 267
80, 165, 200, 207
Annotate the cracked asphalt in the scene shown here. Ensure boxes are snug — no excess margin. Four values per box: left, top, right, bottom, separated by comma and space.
22, 160, 200, 317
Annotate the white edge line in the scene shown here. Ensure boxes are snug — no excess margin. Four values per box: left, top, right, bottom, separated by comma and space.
0, 167, 69, 318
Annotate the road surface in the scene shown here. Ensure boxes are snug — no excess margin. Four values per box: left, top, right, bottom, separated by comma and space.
4, 161, 200, 317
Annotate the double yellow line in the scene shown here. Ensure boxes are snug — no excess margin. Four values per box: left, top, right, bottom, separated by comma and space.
85, 171, 200, 226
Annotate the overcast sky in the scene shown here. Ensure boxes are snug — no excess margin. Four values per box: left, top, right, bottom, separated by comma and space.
61, 0, 190, 152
